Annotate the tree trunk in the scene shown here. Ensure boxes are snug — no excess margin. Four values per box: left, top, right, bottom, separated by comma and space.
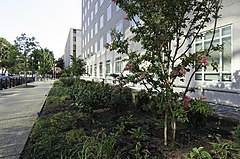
164, 112, 168, 146
171, 117, 176, 147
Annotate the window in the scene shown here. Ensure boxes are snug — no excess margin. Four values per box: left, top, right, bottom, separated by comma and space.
195, 25, 232, 81
100, 0, 104, 6
115, 57, 122, 73
95, 41, 98, 53
87, 48, 90, 57
100, 36, 104, 50
95, 22, 98, 35
116, 21, 123, 33
90, 65, 92, 76
95, 1, 98, 15
73, 29, 76, 34
88, 17, 90, 26
91, 45, 93, 55
88, 1, 90, 9
99, 62, 103, 77
100, 14, 104, 29
85, 7, 87, 16
91, 11, 94, 21
107, 4, 112, 21
107, 31, 111, 43
94, 64, 97, 76
87, 32, 90, 42
73, 36, 76, 42
91, 28, 93, 39
87, 66, 89, 74
106, 60, 111, 76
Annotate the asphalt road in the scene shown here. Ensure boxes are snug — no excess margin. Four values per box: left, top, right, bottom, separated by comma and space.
0, 80, 53, 159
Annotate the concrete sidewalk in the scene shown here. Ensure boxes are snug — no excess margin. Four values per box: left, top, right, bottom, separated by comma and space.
0, 80, 54, 159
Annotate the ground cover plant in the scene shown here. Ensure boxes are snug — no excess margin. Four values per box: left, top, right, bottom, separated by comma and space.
20, 78, 240, 159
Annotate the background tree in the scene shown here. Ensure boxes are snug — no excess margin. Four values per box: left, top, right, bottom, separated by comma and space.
0, 37, 20, 74
56, 57, 64, 70
33, 48, 54, 79
70, 55, 86, 77
14, 33, 39, 85
109, 0, 222, 146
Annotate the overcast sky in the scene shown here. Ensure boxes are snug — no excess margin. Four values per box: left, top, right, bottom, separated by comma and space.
0, 0, 82, 59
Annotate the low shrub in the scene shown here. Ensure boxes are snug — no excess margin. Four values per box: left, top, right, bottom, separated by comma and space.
108, 86, 133, 114
59, 77, 76, 87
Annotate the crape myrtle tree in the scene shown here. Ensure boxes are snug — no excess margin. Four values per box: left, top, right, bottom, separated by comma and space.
14, 33, 39, 85
108, 0, 222, 146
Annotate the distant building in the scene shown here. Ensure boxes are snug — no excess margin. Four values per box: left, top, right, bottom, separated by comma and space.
63, 28, 81, 67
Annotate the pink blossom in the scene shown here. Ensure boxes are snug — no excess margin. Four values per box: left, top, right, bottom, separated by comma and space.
184, 96, 192, 102
171, 71, 179, 78
112, 0, 117, 3
136, 72, 141, 75
184, 102, 191, 108
125, 14, 129, 20
179, 68, 186, 76
104, 43, 110, 49
183, 96, 192, 108
197, 56, 209, 65
113, 85, 121, 93
123, 65, 130, 71
139, 75, 145, 81
201, 96, 207, 101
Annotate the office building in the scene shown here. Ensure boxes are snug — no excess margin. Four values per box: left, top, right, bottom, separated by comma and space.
64, 28, 81, 67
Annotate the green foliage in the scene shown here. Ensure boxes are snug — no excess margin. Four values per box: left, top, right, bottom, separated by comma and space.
25, 112, 77, 159
69, 79, 132, 114
71, 81, 113, 113
70, 55, 86, 77
135, 90, 152, 111
45, 80, 71, 106
128, 127, 149, 142
108, 86, 133, 114
0, 37, 20, 74
59, 77, 76, 87
130, 142, 150, 159
187, 98, 213, 127
209, 138, 240, 159
187, 147, 212, 159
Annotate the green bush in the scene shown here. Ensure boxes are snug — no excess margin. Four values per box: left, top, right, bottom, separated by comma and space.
108, 86, 133, 113
59, 77, 76, 87
135, 90, 152, 111
187, 98, 213, 127
71, 81, 113, 113
187, 147, 212, 159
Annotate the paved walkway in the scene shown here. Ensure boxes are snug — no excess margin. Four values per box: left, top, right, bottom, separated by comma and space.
0, 80, 53, 159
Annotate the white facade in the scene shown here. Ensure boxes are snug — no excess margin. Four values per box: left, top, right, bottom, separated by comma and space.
81, 0, 240, 107
64, 28, 81, 67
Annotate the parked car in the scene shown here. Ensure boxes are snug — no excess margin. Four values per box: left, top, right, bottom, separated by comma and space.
0, 74, 9, 80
